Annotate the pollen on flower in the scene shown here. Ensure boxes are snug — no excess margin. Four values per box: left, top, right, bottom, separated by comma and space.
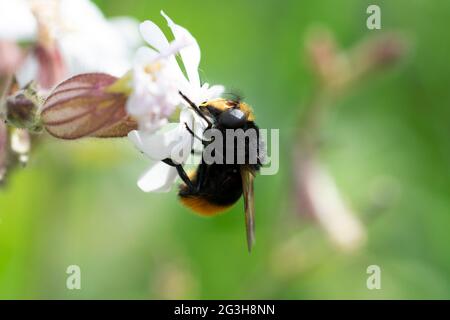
126, 58, 182, 133
144, 62, 162, 75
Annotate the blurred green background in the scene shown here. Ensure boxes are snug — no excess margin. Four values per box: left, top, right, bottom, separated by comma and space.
1, 0, 450, 299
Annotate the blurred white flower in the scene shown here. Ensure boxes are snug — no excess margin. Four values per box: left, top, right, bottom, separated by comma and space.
0, 41, 25, 75
51, 0, 140, 77
126, 45, 186, 134
127, 11, 224, 193
0, 0, 36, 41
295, 153, 366, 252
0, 0, 141, 87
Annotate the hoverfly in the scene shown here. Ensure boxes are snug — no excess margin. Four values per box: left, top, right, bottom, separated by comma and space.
163, 92, 262, 251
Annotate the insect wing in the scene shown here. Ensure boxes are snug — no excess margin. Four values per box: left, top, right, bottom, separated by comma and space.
240, 166, 256, 252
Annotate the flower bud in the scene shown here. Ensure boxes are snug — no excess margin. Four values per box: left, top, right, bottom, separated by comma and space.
5, 84, 43, 133
363, 34, 407, 68
42, 73, 137, 139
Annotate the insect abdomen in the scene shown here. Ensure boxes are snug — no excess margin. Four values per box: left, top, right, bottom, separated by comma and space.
179, 164, 243, 216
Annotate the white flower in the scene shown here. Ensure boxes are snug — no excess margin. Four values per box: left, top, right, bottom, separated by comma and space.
126, 61, 179, 133
127, 11, 224, 193
0, 0, 141, 86
0, 0, 36, 41
53, 0, 140, 77
126, 43, 188, 134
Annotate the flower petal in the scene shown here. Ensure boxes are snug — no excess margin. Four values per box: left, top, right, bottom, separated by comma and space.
0, 0, 36, 41
128, 108, 195, 163
170, 108, 195, 163
161, 11, 201, 88
133, 46, 159, 65
109, 17, 142, 50
137, 161, 178, 192
128, 125, 183, 161
15, 54, 39, 88
206, 84, 225, 100
57, 0, 137, 77
139, 20, 170, 52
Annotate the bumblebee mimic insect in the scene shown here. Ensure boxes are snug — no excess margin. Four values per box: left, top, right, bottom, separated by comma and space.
163, 92, 262, 251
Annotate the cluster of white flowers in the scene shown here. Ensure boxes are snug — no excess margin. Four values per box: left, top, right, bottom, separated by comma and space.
0, 1, 224, 193
0, 0, 140, 87
127, 11, 224, 192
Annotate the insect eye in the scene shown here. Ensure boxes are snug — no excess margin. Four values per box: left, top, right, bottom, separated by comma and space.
219, 108, 246, 128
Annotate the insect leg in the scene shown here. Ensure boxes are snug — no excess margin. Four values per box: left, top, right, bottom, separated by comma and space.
179, 91, 213, 129
184, 122, 212, 146
162, 158, 195, 191
191, 149, 202, 155
193, 163, 207, 192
